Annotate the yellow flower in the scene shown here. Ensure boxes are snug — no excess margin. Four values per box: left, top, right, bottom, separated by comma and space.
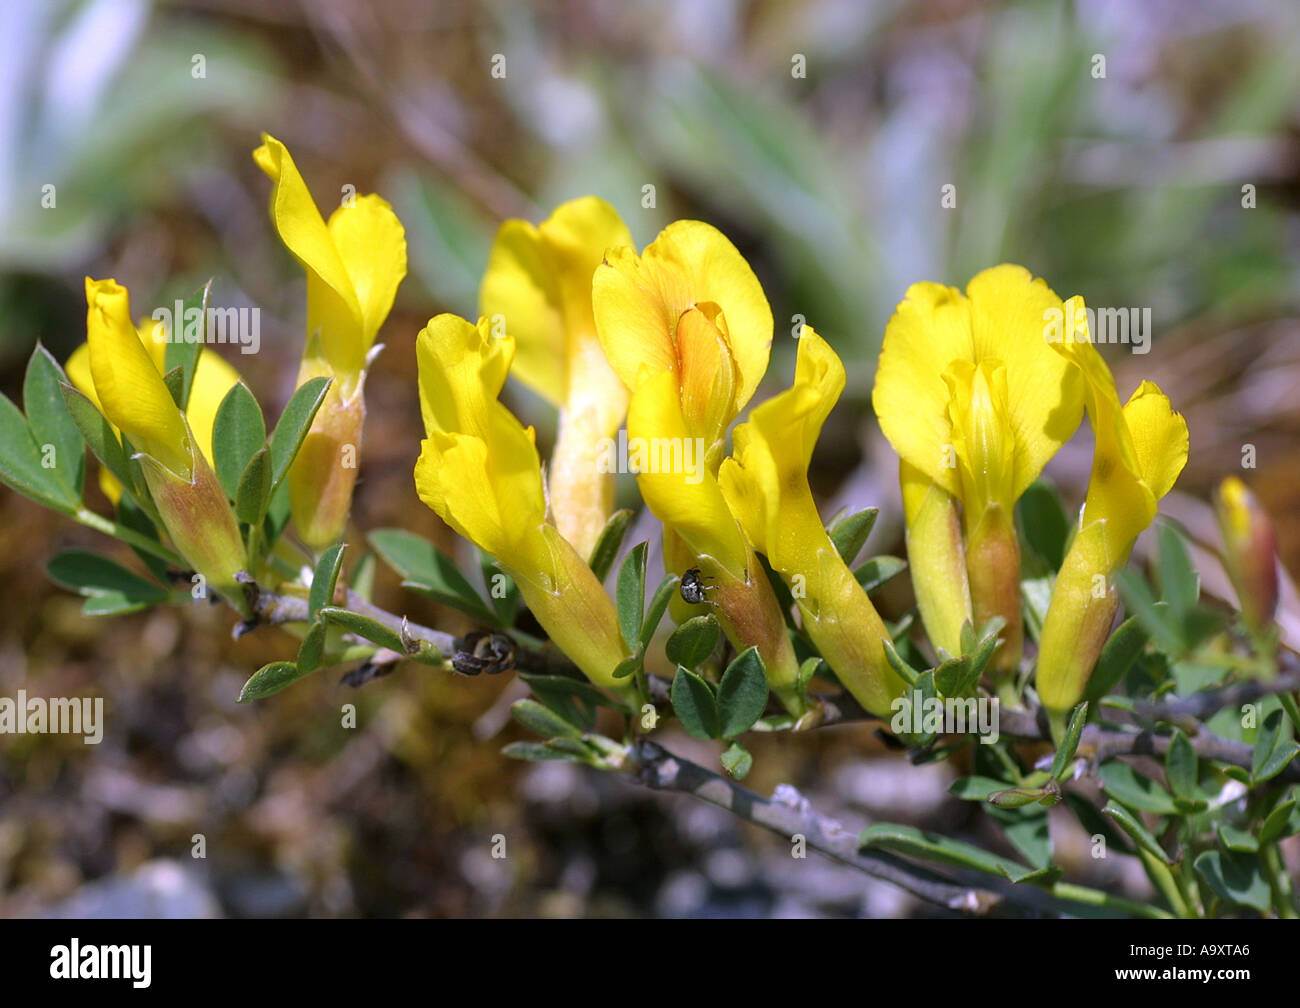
479, 197, 633, 558
73, 278, 246, 606
253, 133, 407, 551
594, 220, 806, 715
873, 265, 1085, 679
1036, 332, 1188, 718
67, 301, 239, 505
720, 327, 906, 717
413, 313, 631, 693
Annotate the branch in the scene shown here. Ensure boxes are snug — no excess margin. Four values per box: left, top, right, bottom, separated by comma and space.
630, 740, 1004, 914
628, 740, 1170, 918
237, 586, 578, 677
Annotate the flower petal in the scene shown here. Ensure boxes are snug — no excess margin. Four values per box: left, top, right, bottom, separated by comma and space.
84, 277, 190, 477
965, 266, 1083, 498
872, 280, 972, 494
481, 196, 632, 405
593, 219, 772, 413
327, 193, 407, 365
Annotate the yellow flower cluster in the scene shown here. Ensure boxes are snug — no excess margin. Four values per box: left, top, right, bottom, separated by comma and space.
68, 151, 1189, 724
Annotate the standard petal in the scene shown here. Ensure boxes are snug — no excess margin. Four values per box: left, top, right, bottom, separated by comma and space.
480, 218, 566, 403
965, 266, 1084, 499
592, 245, 680, 390
872, 280, 972, 494
642, 220, 772, 411
253, 136, 360, 317
327, 193, 407, 357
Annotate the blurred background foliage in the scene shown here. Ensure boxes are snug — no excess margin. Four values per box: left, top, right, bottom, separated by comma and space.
1, 0, 1297, 917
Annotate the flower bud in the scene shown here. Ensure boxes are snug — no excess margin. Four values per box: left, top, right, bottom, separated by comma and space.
1214, 476, 1279, 636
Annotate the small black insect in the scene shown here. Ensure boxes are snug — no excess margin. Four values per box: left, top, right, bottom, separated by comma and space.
680, 567, 712, 605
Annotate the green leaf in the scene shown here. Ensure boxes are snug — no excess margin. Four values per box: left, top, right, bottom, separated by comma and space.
854, 555, 907, 595
234, 445, 272, 525
161, 367, 185, 409
858, 822, 1033, 881
901, 671, 937, 747
1050, 703, 1089, 781
116, 494, 168, 582
968, 618, 1006, 681
1002, 812, 1052, 869
882, 638, 922, 687
367, 528, 497, 626
638, 574, 679, 651
586, 508, 633, 582
796, 656, 821, 700
59, 384, 136, 503
616, 542, 647, 651
296, 619, 327, 673
611, 655, 642, 680
519, 674, 631, 715
24, 344, 84, 500
309, 544, 347, 620
720, 742, 753, 780
213, 382, 267, 500
1216, 824, 1258, 853
1017, 480, 1069, 570
1117, 573, 1183, 656
511, 698, 583, 739
1251, 708, 1300, 785
665, 614, 721, 669
162, 280, 210, 411
1164, 729, 1198, 800
828, 507, 878, 565
934, 656, 976, 700
0, 391, 78, 511
671, 667, 719, 740
949, 776, 1012, 801
1193, 850, 1272, 914
1098, 760, 1178, 815
1155, 522, 1199, 621
502, 740, 592, 764
1064, 792, 1133, 856
265, 480, 291, 542
717, 647, 768, 739
318, 606, 405, 653
268, 376, 331, 493
47, 550, 168, 615
238, 661, 311, 702
1259, 793, 1298, 844
988, 786, 1055, 809
478, 549, 519, 627
1102, 801, 1172, 865
1085, 615, 1149, 701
